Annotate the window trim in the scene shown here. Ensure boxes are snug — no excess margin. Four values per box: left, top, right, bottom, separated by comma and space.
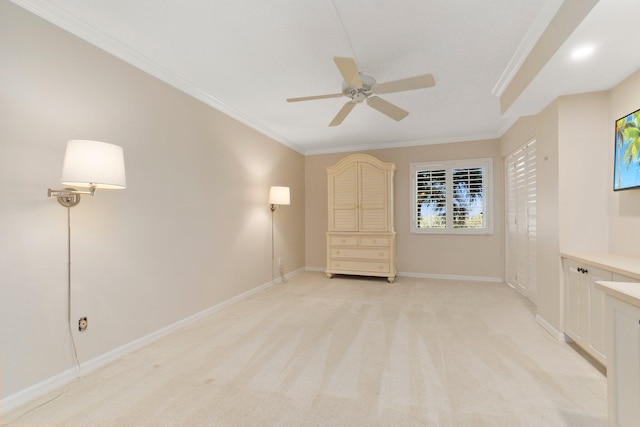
410, 158, 494, 235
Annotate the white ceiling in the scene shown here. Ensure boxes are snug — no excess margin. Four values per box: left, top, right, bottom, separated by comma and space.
12, 0, 640, 154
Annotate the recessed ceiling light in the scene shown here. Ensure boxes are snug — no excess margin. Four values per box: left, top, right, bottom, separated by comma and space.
571, 45, 595, 60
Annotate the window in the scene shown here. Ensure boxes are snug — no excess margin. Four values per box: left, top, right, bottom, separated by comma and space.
410, 158, 493, 234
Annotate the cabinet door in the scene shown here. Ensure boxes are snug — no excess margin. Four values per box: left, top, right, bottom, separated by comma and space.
609, 299, 640, 426
359, 163, 388, 232
588, 266, 612, 362
329, 163, 358, 231
564, 260, 587, 343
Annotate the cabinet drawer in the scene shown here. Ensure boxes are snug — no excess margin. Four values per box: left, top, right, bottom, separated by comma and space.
329, 236, 358, 246
331, 248, 389, 260
359, 236, 390, 247
330, 260, 390, 273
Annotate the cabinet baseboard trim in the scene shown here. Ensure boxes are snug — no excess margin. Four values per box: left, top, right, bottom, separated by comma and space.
535, 314, 565, 341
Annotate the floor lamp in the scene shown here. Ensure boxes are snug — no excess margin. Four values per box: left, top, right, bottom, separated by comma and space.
269, 186, 290, 284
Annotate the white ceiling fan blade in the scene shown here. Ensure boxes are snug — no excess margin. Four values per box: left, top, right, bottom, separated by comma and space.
333, 57, 362, 88
287, 93, 344, 102
375, 74, 435, 94
329, 101, 357, 127
366, 96, 409, 121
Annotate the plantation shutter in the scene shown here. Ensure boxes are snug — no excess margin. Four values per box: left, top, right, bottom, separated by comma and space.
452, 167, 485, 228
526, 142, 537, 300
415, 168, 447, 229
505, 155, 518, 286
505, 140, 537, 302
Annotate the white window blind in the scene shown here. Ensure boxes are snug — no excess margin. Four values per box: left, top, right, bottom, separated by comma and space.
411, 158, 493, 234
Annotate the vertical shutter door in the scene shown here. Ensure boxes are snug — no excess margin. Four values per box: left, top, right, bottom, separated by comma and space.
515, 148, 528, 293
505, 140, 537, 301
526, 141, 537, 301
505, 155, 517, 287
330, 163, 358, 231
359, 163, 388, 231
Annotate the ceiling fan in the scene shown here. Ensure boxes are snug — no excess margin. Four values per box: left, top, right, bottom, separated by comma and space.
287, 56, 435, 126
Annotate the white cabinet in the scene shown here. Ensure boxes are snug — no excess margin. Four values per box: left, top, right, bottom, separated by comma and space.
326, 154, 396, 282
564, 259, 588, 343
563, 258, 611, 365
595, 281, 640, 427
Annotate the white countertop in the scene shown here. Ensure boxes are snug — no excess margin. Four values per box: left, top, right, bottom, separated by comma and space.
561, 252, 640, 281
596, 281, 640, 309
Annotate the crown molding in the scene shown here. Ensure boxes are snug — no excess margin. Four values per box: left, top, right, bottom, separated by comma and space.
9, 0, 306, 155
304, 132, 500, 155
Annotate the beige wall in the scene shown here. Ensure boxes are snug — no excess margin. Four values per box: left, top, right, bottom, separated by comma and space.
0, 2, 304, 399
306, 140, 504, 281
533, 102, 562, 330
609, 70, 640, 256
558, 92, 610, 253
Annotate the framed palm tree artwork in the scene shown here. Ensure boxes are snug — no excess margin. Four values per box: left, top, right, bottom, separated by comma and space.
614, 108, 640, 191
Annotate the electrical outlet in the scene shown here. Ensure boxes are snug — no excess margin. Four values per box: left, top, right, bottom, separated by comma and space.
78, 317, 88, 332
278, 257, 283, 266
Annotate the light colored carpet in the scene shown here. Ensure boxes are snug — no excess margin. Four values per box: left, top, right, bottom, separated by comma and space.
4, 272, 606, 426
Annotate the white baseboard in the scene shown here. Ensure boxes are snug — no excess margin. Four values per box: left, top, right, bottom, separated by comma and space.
304, 267, 503, 283
535, 314, 565, 342
281, 267, 305, 281
0, 274, 294, 416
0, 365, 79, 417
397, 271, 503, 283
80, 278, 282, 376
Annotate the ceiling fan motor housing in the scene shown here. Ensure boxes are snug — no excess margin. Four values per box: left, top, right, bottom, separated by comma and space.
342, 74, 376, 103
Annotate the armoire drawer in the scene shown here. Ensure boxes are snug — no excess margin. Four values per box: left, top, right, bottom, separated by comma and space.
329, 260, 390, 273
329, 236, 358, 246
359, 236, 390, 247
331, 248, 389, 260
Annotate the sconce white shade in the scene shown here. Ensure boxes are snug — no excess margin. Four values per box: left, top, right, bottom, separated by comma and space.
61, 140, 126, 189
269, 186, 290, 206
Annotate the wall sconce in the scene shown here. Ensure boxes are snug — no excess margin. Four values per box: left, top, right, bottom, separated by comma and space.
48, 140, 127, 207
269, 186, 290, 283
269, 186, 290, 211
45, 140, 126, 375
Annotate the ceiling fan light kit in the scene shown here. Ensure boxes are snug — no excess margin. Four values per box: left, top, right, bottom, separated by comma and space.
287, 56, 435, 126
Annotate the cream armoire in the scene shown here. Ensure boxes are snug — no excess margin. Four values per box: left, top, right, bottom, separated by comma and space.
325, 154, 397, 283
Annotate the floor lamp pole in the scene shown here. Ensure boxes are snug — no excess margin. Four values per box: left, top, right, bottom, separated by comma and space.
270, 206, 287, 284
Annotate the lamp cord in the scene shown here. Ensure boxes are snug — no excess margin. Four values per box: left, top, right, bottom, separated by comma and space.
67, 207, 81, 372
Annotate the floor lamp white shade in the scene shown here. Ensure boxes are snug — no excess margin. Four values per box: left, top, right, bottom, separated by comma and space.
62, 140, 127, 189
268, 186, 290, 206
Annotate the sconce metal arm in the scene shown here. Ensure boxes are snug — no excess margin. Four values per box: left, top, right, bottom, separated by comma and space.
48, 185, 96, 207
